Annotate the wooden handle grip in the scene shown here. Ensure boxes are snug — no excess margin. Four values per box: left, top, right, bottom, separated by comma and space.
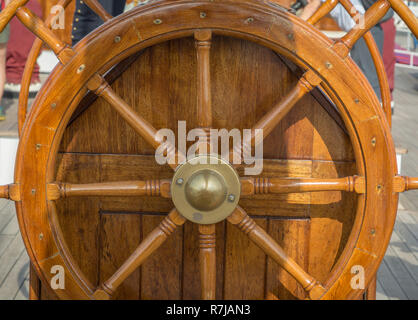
307, 0, 339, 25
340, 0, 390, 51
0, 185, 9, 199
241, 176, 365, 195
388, 0, 418, 38
0, 0, 29, 32
394, 176, 418, 192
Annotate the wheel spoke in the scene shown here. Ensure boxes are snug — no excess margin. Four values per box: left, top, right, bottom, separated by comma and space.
195, 30, 213, 129
47, 180, 171, 200
306, 0, 338, 25
0, 184, 20, 201
227, 207, 326, 300
0, 185, 9, 199
93, 209, 186, 300
199, 224, 216, 300
87, 74, 185, 169
240, 176, 365, 196
336, 0, 390, 56
388, 0, 418, 38
229, 70, 321, 162
0, 0, 29, 32
15, 6, 74, 64
393, 176, 418, 192
84, 0, 113, 22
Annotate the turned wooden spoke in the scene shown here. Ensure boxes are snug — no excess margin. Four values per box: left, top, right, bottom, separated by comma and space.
393, 176, 418, 192
388, 0, 418, 38
15, 6, 73, 64
84, 0, 113, 22
229, 70, 321, 162
307, 0, 338, 25
0, 185, 9, 199
18, 0, 74, 136
0, 184, 20, 201
0, 0, 29, 32
199, 224, 216, 300
227, 207, 326, 300
240, 176, 365, 196
337, 0, 390, 55
92, 209, 186, 300
195, 30, 213, 129
338, 0, 392, 126
47, 180, 171, 200
87, 74, 184, 169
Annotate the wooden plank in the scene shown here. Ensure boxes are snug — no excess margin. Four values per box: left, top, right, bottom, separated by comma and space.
0, 203, 15, 233
397, 210, 418, 241
265, 218, 310, 300
0, 252, 29, 299
387, 229, 418, 285
55, 153, 101, 286
223, 218, 267, 299
393, 217, 418, 261
0, 199, 9, 212
376, 278, 389, 300
0, 235, 14, 257
14, 279, 29, 300
383, 239, 418, 299
99, 213, 141, 300
1, 214, 19, 236
377, 259, 408, 300
140, 215, 183, 299
308, 161, 357, 283
403, 210, 418, 225
0, 234, 25, 285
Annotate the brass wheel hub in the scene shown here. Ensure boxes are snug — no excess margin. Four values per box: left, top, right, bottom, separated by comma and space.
171, 155, 241, 224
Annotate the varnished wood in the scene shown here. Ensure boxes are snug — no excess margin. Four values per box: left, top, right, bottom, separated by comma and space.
240, 175, 365, 195
227, 207, 326, 300
0, 0, 29, 32
29, 263, 41, 300
0, 184, 20, 201
195, 30, 213, 129
337, 0, 390, 54
84, 0, 113, 22
15, 6, 74, 63
393, 176, 418, 192
199, 224, 216, 300
388, 0, 418, 37
241, 70, 322, 150
88, 74, 184, 169
18, 0, 73, 135
47, 179, 171, 200
0, 185, 9, 199
8, 0, 418, 300
338, 0, 392, 127
93, 210, 185, 299
307, 0, 338, 25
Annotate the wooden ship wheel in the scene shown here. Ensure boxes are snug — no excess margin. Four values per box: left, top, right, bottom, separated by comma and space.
0, 0, 418, 300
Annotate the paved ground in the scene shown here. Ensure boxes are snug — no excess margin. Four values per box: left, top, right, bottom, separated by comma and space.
0, 65, 417, 300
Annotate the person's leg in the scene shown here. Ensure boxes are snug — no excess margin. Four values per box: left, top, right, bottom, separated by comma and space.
350, 25, 384, 100
0, 44, 6, 121
0, 23, 10, 121
381, 18, 396, 96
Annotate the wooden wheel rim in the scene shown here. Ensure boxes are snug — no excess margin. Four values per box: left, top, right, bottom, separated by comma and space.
14, 0, 398, 300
